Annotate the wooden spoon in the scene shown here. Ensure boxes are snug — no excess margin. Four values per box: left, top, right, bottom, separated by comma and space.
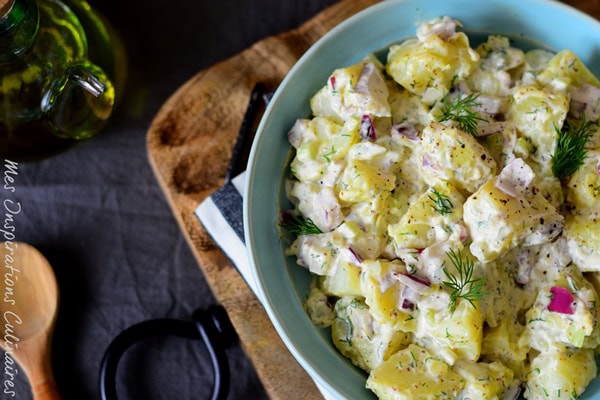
0, 242, 60, 399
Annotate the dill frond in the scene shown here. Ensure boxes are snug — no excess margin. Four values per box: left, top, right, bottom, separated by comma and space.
279, 212, 322, 236
438, 93, 488, 137
428, 189, 454, 216
442, 248, 488, 313
552, 118, 596, 179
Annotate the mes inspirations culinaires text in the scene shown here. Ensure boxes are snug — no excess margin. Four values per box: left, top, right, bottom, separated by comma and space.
2, 159, 21, 397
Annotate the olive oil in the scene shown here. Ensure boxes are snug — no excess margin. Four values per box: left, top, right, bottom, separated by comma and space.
0, 0, 122, 161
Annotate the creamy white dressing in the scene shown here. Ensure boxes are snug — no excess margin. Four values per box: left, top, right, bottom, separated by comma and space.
292, 16, 600, 400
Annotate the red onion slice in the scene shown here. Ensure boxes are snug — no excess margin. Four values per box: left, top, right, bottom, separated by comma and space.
392, 122, 419, 142
548, 286, 575, 315
570, 84, 600, 120
360, 115, 377, 141
355, 63, 375, 94
417, 16, 457, 41
348, 247, 362, 264
329, 76, 337, 91
400, 297, 415, 311
394, 272, 431, 291
494, 158, 534, 198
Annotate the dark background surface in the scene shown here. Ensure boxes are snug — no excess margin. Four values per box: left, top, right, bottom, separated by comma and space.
5, 0, 337, 399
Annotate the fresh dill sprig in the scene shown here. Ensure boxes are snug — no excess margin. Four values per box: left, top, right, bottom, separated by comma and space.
551, 118, 596, 179
442, 249, 488, 313
437, 93, 488, 137
428, 189, 453, 216
279, 211, 322, 236
323, 145, 336, 163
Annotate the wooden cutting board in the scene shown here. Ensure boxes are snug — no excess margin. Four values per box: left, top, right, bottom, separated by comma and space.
146, 0, 379, 398
146, 0, 599, 399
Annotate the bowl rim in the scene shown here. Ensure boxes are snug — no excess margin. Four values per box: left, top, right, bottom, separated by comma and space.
244, 0, 600, 398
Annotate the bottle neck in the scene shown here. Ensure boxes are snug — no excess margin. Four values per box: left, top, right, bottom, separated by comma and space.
0, 0, 39, 64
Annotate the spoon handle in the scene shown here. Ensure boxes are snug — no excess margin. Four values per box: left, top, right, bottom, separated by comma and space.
32, 381, 61, 400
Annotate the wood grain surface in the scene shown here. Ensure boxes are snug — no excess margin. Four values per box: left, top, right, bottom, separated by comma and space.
146, 1, 600, 399
147, 0, 379, 398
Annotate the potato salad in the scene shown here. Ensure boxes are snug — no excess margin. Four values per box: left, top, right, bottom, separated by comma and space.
281, 16, 600, 400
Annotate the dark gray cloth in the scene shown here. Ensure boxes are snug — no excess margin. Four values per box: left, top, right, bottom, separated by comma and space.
211, 182, 245, 244
6, 0, 338, 399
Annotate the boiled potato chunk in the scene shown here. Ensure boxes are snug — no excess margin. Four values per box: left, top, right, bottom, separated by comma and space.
287, 182, 344, 232
564, 212, 600, 271
523, 347, 597, 400
338, 157, 396, 203
289, 117, 360, 182
320, 261, 362, 297
476, 258, 524, 328
366, 344, 464, 400
386, 31, 478, 103
464, 178, 563, 263
566, 149, 600, 210
360, 260, 416, 331
418, 122, 497, 194
305, 286, 335, 327
290, 141, 328, 182
311, 59, 391, 122
481, 317, 529, 378
452, 359, 516, 400
331, 296, 410, 372
508, 85, 568, 169
344, 196, 403, 248
416, 295, 484, 363
529, 161, 564, 209
526, 274, 599, 351
388, 84, 432, 128
537, 49, 600, 89
388, 183, 465, 250
289, 230, 350, 276
476, 35, 525, 72
467, 36, 524, 97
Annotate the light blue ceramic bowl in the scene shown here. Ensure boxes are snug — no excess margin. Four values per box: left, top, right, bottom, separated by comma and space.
244, 0, 600, 398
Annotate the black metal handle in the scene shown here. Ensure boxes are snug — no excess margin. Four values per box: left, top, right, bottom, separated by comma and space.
99, 305, 238, 400
224, 82, 271, 183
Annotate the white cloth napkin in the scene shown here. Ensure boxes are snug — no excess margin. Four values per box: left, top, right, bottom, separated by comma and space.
194, 172, 262, 300
195, 172, 335, 400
